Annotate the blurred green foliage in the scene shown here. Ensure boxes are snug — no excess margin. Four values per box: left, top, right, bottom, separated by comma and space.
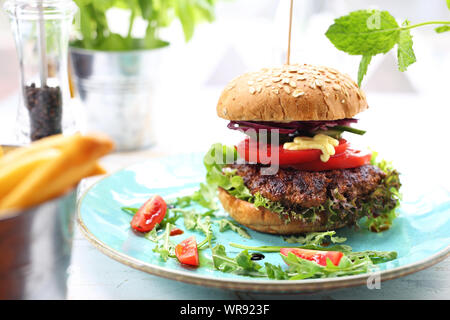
71, 0, 219, 51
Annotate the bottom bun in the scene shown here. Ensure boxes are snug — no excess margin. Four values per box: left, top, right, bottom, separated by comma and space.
218, 188, 348, 235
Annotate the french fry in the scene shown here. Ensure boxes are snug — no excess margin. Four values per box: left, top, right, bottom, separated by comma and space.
0, 134, 114, 211
0, 134, 68, 168
0, 146, 3, 158
88, 162, 107, 176
0, 148, 61, 200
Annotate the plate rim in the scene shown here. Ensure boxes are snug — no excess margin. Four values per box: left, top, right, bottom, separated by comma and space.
77, 158, 450, 293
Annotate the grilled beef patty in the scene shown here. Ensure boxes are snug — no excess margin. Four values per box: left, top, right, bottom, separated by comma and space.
229, 164, 386, 210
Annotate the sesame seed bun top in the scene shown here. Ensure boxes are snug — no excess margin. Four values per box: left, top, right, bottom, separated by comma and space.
216, 64, 368, 121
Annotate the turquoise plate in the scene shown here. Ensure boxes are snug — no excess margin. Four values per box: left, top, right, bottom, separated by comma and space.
78, 153, 450, 293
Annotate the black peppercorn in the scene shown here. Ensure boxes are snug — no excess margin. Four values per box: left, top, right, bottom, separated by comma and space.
25, 83, 62, 141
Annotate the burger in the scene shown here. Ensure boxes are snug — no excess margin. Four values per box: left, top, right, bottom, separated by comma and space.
212, 64, 401, 235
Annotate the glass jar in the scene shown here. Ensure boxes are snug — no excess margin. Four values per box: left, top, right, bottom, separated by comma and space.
4, 0, 77, 142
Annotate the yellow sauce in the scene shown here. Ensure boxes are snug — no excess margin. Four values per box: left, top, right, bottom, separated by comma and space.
283, 134, 339, 162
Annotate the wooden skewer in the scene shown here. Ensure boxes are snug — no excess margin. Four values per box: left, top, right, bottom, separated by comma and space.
286, 0, 294, 65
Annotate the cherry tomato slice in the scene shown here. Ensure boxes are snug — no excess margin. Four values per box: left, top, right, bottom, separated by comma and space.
130, 195, 167, 233
285, 149, 371, 171
236, 138, 348, 165
170, 227, 184, 236
175, 236, 199, 267
280, 248, 343, 266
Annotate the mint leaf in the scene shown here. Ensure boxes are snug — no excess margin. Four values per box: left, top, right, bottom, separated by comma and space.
435, 25, 450, 33
357, 55, 372, 86
397, 21, 416, 72
325, 10, 399, 56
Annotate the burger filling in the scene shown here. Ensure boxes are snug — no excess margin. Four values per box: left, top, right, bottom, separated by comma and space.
226, 162, 400, 231
204, 117, 401, 232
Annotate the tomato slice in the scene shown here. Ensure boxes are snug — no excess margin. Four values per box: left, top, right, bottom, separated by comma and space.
130, 195, 167, 233
280, 248, 343, 266
175, 236, 199, 267
236, 138, 348, 165
170, 227, 184, 236
285, 149, 371, 171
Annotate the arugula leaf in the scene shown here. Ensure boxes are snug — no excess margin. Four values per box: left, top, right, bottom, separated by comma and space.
228, 241, 396, 266
218, 219, 251, 239
121, 207, 138, 215
264, 262, 290, 280
283, 231, 347, 246
211, 245, 263, 276
282, 252, 374, 279
150, 223, 177, 262
346, 250, 397, 264
397, 21, 416, 72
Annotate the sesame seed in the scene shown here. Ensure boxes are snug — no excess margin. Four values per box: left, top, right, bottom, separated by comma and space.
333, 84, 341, 91
292, 90, 305, 97
249, 87, 256, 94
289, 80, 297, 88
283, 86, 291, 94
272, 77, 282, 83
282, 78, 290, 84
256, 86, 262, 93
248, 80, 255, 85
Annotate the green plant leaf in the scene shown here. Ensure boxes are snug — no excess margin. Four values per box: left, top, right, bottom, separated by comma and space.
211, 245, 263, 276
264, 262, 290, 280
218, 219, 251, 239
139, 0, 154, 19
397, 21, 416, 72
357, 55, 372, 86
435, 25, 450, 33
325, 10, 400, 56
71, 0, 218, 50
447, 0, 450, 10
283, 231, 347, 246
